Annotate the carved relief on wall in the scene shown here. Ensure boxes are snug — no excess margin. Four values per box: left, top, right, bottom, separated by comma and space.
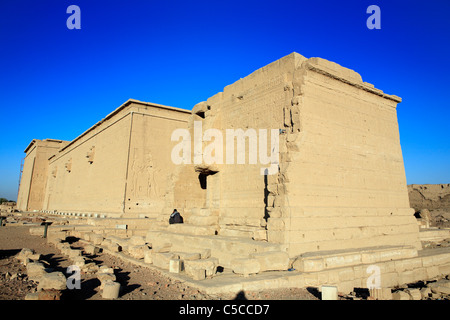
65, 159, 72, 173
129, 149, 160, 199
51, 166, 57, 178
86, 146, 95, 164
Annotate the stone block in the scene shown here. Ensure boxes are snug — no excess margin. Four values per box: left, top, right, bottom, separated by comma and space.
293, 257, 324, 272
231, 258, 260, 276
153, 252, 179, 270
82, 262, 99, 274
392, 290, 409, 300
429, 280, 450, 295
90, 234, 104, 245
144, 250, 153, 264
84, 244, 101, 255
321, 286, 338, 300
407, 288, 422, 300
98, 266, 114, 274
98, 273, 117, 289
129, 235, 146, 246
184, 258, 218, 277
37, 272, 67, 291
127, 245, 150, 259
250, 251, 289, 272
177, 252, 201, 261
420, 287, 432, 299
102, 281, 121, 299
16, 248, 37, 264
72, 256, 86, 268
26, 262, 46, 280
68, 249, 82, 258
169, 259, 183, 273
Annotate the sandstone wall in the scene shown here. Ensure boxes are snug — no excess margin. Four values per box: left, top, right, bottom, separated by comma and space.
43, 100, 191, 215
273, 57, 421, 256
17, 139, 67, 211
189, 53, 308, 239
188, 52, 421, 256
123, 102, 193, 218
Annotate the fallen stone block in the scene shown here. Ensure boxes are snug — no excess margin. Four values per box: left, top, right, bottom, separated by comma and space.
72, 256, 86, 268
98, 273, 117, 290
231, 258, 260, 276
82, 262, 99, 274
144, 250, 153, 264
184, 258, 218, 277
108, 243, 122, 252
37, 272, 67, 291
68, 249, 83, 259
26, 262, 47, 281
407, 288, 422, 300
177, 252, 201, 261
127, 245, 150, 260
250, 251, 289, 272
129, 235, 146, 246
152, 252, 179, 270
102, 281, 121, 299
392, 290, 410, 300
429, 280, 450, 295
84, 244, 101, 255
16, 248, 37, 264
169, 259, 183, 273
98, 266, 115, 275
90, 234, 104, 246
420, 287, 432, 299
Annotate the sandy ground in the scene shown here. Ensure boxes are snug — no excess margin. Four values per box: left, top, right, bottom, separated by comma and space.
0, 225, 318, 300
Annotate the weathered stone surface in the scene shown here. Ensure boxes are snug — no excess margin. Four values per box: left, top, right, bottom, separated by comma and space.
184, 258, 218, 277
37, 272, 67, 291
231, 258, 260, 276
98, 273, 117, 289
250, 251, 289, 272
26, 262, 46, 280
392, 290, 410, 300
102, 281, 121, 299
152, 253, 179, 270
84, 244, 101, 255
169, 259, 182, 273
127, 245, 150, 259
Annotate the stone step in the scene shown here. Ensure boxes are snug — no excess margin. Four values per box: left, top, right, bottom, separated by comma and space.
419, 229, 450, 242
293, 245, 418, 272
186, 215, 219, 226
146, 230, 282, 268
167, 223, 217, 236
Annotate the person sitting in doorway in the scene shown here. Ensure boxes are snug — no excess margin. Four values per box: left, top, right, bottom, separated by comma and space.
169, 209, 183, 224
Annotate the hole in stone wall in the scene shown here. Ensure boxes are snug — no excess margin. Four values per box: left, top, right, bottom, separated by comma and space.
199, 173, 207, 190
198, 171, 218, 190
196, 111, 205, 119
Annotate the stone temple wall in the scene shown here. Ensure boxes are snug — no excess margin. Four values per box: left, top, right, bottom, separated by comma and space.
18, 52, 421, 259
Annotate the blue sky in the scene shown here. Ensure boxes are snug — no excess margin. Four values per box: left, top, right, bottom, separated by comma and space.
0, 0, 449, 201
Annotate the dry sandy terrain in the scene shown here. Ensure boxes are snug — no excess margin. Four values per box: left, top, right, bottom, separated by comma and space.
0, 224, 318, 300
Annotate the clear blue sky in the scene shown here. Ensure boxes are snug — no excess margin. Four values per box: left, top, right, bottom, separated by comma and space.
0, 0, 449, 201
